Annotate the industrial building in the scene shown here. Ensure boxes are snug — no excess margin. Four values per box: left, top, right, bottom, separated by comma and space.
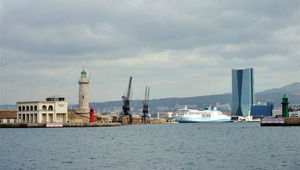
232, 68, 255, 117
251, 103, 274, 118
16, 96, 68, 123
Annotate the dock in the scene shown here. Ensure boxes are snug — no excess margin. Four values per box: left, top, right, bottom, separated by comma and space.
261, 117, 300, 126
0, 122, 121, 128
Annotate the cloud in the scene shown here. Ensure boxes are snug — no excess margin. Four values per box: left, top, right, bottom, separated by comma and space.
1, 0, 300, 104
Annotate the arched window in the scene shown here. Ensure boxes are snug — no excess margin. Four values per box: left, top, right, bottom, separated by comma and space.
26, 106, 29, 111
34, 106, 37, 111
42, 105, 47, 111
22, 106, 25, 111
30, 106, 33, 111
48, 105, 53, 111
18, 106, 21, 111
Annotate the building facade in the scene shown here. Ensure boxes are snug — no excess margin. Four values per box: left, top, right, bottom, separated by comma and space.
232, 68, 255, 116
251, 103, 273, 118
0, 110, 17, 124
77, 69, 90, 114
17, 96, 68, 123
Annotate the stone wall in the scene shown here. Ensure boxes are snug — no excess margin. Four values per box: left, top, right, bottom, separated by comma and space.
68, 110, 89, 123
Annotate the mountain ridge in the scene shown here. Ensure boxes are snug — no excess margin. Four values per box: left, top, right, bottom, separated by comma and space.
1, 82, 299, 112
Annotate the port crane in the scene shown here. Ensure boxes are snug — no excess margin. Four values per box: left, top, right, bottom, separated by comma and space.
121, 76, 133, 124
142, 86, 150, 123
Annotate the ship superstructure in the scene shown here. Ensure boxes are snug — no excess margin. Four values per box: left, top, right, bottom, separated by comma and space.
176, 106, 231, 123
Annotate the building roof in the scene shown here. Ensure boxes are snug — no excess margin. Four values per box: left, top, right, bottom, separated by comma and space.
282, 94, 288, 99
16, 101, 54, 104
0, 110, 17, 119
46, 95, 65, 99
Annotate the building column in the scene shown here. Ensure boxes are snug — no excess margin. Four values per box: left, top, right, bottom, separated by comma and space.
65, 113, 68, 123
37, 113, 40, 123
33, 114, 36, 123
53, 112, 56, 123
25, 113, 27, 123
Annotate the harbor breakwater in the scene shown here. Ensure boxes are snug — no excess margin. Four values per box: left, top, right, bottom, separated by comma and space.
0, 122, 122, 128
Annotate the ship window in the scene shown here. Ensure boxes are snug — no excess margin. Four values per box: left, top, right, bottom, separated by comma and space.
179, 110, 188, 115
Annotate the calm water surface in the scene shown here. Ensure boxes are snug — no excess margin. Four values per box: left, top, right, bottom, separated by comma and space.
0, 123, 300, 170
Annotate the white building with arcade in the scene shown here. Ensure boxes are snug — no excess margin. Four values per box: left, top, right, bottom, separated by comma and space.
16, 96, 68, 123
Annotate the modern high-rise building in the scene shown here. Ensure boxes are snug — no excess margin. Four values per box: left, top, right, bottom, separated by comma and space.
232, 68, 255, 116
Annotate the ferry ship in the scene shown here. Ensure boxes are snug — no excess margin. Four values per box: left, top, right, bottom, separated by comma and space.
176, 106, 231, 123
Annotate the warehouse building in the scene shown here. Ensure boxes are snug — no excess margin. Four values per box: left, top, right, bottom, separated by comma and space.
0, 110, 17, 124
250, 103, 273, 118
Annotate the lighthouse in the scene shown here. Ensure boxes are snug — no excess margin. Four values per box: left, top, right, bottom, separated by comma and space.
76, 69, 90, 114
281, 94, 289, 117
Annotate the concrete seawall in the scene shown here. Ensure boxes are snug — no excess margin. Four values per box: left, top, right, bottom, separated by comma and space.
0, 122, 121, 128
261, 117, 300, 126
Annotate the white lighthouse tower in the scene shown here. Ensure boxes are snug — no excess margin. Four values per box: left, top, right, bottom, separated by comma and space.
76, 69, 90, 114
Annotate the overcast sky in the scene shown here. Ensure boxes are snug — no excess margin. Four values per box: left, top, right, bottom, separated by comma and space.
0, 0, 300, 104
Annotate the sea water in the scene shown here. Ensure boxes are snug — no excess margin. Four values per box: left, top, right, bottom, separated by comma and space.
0, 123, 299, 170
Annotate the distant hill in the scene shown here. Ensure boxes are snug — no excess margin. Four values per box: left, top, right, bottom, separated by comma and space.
87, 82, 300, 113
89, 93, 232, 113
89, 82, 300, 112
256, 82, 300, 107
1, 82, 300, 112
257, 82, 300, 95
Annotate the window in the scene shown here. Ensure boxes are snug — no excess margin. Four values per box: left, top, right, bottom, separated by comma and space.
18, 106, 21, 111
42, 105, 47, 111
22, 106, 25, 111
48, 105, 53, 111
26, 106, 29, 111
30, 106, 33, 111
34, 106, 37, 111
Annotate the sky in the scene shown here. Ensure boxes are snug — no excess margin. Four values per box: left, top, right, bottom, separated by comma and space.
0, 0, 300, 104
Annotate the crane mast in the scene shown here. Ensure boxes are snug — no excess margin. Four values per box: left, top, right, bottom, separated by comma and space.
142, 86, 150, 123
121, 76, 133, 124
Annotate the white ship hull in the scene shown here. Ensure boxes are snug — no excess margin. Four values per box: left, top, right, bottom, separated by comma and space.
176, 107, 231, 123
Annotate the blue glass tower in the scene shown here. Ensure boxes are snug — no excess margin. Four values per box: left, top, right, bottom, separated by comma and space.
232, 68, 255, 116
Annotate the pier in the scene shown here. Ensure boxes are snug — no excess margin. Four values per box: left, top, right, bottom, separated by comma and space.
261, 117, 300, 126
0, 122, 121, 128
